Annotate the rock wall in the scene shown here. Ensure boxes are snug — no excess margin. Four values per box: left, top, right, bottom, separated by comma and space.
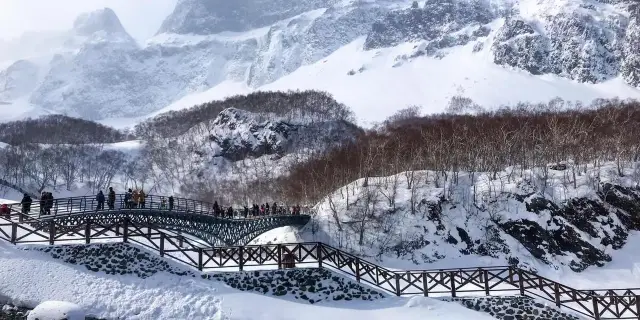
446, 296, 581, 320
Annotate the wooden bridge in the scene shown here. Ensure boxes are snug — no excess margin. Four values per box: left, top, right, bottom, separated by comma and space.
1, 194, 639, 319
0, 193, 310, 246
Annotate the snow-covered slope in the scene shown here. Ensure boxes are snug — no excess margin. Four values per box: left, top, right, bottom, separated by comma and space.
260, 161, 640, 289
1, 0, 639, 124
0, 241, 498, 320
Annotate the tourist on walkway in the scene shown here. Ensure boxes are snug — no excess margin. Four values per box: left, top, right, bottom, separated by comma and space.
132, 189, 140, 208
44, 192, 53, 215
226, 206, 233, 218
243, 206, 248, 218
169, 196, 174, 211
0, 203, 9, 218
96, 190, 105, 211
124, 189, 133, 209
21, 193, 32, 215
107, 187, 116, 210
213, 201, 220, 216
139, 190, 146, 208
39, 192, 46, 215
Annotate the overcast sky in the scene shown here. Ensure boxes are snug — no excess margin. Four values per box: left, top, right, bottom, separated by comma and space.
0, 0, 177, 42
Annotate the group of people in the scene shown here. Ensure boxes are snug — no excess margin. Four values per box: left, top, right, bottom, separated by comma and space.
94, 187, 174, 211
210, 201, 304, 219
0, 188, 305, 219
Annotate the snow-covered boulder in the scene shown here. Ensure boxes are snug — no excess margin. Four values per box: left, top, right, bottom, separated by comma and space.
27, 301, 85, 320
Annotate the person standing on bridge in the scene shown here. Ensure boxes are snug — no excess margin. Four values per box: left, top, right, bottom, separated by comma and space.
21, 193, 32, 215
139, 190, 146, 208
107, 187, 116, 210
125, 189, 133, 209
243, 205, 248, 218
168, 196, 174, 211
39, 192, 46, 215
213, 201, 220, 216
226, 206, 233, 218
132, 189, 140, 209
96, 190, 105, 211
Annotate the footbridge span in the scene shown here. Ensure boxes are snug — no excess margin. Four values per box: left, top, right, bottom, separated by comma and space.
0, 194, 310, 246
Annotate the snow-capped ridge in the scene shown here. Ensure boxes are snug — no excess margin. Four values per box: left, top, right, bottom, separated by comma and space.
73, 8, 128, 37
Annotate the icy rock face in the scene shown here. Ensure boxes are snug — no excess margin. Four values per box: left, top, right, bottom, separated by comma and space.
621, 5, 640, 87
203, 108, 358, 161
248, 5, 386, 86
364, 0, 494, 50
492, 3, 632, 84
73, 8, 129, 37
0, 60, 39, 100
158, 0, 335, 35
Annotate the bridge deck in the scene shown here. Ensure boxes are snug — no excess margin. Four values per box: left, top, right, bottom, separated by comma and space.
1, 194, 310, 246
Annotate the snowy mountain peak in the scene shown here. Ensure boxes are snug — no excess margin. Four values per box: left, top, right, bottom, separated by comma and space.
157, 0, 333, 35
73, 8, 128, 37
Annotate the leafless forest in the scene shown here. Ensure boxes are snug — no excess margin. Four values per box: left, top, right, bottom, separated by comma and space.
0, 94, 639, 207
279, 98, 640, 205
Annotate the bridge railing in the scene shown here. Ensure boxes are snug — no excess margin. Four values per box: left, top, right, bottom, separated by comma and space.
0, 211, 639, 320
0, 193, 305, 221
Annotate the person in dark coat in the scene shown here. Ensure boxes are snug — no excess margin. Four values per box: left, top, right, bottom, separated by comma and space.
21, 193, 32, 215
39, 192, 46, 215
213, 201, 220, 216
226, 206, 233, 218
243, 205, 248, 218
107, 187, 116, 210
96, 191, 105, 211
272, 202, 277, 215
265, 203, 270, 215
168, 196, 174, 211
44, 192, 53, 215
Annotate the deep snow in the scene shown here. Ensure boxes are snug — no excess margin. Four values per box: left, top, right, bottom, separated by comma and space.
0, 241, 498, 320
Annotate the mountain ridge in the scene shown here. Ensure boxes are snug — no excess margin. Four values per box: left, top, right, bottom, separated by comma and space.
0, 0, 639, 123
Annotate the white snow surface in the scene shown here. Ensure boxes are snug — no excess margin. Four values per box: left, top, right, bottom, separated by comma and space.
2, 1, 640, 127
27, 301, 85, 320
0, 242, 496, 320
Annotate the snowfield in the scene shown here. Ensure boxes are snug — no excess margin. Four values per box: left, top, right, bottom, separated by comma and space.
0, 241, 497, 320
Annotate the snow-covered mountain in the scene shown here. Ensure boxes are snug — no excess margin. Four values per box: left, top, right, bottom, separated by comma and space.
1, 0, 640, 123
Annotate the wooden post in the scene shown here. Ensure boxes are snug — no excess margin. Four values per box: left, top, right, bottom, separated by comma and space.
48, 221, 55, 245
10, 222, 17, 244
484, 270, 490, 296
18, 212, 23, 223
277, 244, 282, 269
355, 257, 360, 282
554, 283, 561, 307
592, 296, 600, 320
85, 221, 91, 244
115, 223, 120, 236
395, 273, 401, 296
160, 233, 165, 257
198, 248, 203, 271
239, 246, 244, 271
450, 271, 457, 297
317, 243, 323, 268
422, 272, 429, 297
518, 269, 525, 296
123, 219, 129, 243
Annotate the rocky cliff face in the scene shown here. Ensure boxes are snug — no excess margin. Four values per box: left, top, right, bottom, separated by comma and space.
1, 0, 639, 120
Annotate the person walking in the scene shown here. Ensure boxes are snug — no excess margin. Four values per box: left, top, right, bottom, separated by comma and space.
168, 196, 174, 211
96, 190, 105, 211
